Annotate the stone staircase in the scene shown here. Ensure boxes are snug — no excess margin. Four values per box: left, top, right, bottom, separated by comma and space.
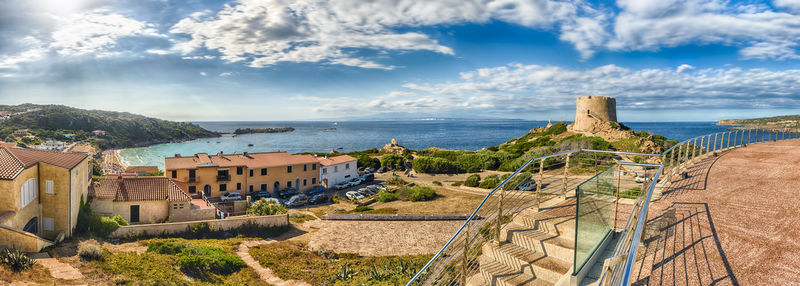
468, 203, 577, 286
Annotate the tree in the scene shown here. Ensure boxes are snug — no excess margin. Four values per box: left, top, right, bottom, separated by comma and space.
464, 174, 481, 187
381, 154, 406, 171
357, 155, 381, 169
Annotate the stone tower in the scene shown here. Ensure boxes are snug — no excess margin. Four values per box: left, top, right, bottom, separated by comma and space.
572, 96, 617, 132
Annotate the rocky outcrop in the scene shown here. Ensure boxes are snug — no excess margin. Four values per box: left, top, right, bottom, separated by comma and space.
381, 138, 407, 154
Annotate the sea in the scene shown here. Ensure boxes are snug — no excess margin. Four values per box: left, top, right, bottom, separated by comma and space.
119, 120, 733, 169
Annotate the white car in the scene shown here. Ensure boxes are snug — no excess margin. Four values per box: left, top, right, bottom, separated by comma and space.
220, 192, 242, 202
347, 179, 362, 187
345, 191, 365, 200
334, 182, 350, 190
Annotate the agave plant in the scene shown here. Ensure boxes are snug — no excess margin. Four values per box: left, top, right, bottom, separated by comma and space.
1, 248, 35, 272
333, 262, 356, 281
368, 265, 389, 281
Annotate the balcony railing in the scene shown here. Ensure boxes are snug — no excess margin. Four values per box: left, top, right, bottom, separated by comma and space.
216, 175, 230, 182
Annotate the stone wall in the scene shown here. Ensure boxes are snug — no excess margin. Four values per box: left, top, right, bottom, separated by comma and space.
0, 224, 53, 252
168, 201, 216, 222
108, 214, 288, 238
572, 96, 617, 132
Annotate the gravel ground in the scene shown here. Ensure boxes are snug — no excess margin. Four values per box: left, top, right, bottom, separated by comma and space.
308, 220, 463, 256
631, 140, 800, 285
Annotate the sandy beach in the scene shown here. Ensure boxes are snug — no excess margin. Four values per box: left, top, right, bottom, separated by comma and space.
102, 149, 128, 173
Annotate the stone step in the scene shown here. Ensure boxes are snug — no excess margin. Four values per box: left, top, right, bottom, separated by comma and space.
513, 211, 576, 238
482, 243, 571, 284
501, 223, 575, 262
478, 256, 554, 286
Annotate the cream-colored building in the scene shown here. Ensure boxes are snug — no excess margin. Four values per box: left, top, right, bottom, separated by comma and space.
316, 155, 358, 188
165, 151, 321, 198
0, 146, 90, 251
89, 176, 215, 224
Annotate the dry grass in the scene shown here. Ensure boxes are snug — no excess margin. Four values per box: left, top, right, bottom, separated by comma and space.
0, 264, 62, 284
305, 187, 484, 216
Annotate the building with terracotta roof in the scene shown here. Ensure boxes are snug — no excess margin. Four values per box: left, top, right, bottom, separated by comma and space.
0, 146, 90, 251
124, 166, 160, 176
164, 151, 321, 198
89, 176, 214, 224
316, 155, 358, 188
92, 130, 106, 136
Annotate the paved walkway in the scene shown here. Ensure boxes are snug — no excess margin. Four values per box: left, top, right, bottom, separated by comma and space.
236, 240, 310, 286
308, 220, 463, 256
34, 257, 84, 280
631, 140, 800, 285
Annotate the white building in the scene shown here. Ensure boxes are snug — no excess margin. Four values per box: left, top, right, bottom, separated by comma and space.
316, 155, 358, 188
35, 141, 66, 151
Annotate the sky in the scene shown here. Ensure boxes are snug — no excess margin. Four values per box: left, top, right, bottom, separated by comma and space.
0, 0, 799, 122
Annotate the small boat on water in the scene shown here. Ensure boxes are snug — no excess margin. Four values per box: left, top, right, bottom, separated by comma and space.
322, 128, 337, 131
248, 144, 254, 147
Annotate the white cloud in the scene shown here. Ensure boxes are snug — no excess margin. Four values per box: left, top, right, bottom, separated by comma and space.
50, 9, 163, 56
739, 41, 800, 60
219, 72, 233, 77
299, 63, 800, 116
145, 49, 171, 55
199, 72, 207, 76
774, 0, 800, 12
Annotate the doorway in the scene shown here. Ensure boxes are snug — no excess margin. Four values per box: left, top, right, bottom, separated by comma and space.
130, 205, 140, 223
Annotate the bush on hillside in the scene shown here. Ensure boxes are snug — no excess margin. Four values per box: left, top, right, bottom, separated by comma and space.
381, 155, 406, 171
432, 181, 442, 186
147, 241, 188, 255
248, 198, 288, 216
464, 174, 481, 187
78, 240, 105, 261
412, 156, 460, 174
398, 186, 437, 202
451, 181, 463, 187
384, 176, 408, 186
178, 246, 246, 278
113, 215, 129, 226
357, 155, 381, 170
353, 206, 373, 212
479, 174, 500, 189
376, 190, 398, 202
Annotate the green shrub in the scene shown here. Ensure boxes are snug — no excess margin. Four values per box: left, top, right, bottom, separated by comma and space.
0, 248, 34, 272
78, 239, 105, 261
376, 190, 398, 202
177, 246, 246, 277
112, 215, 129, 226
479, 174, 500, 189
541, 122, 568, 136
384, 176, 408, 186
398, 186, 437, 202
432, 181, 442, 186
357, 155, 381, 170
90, 216, 121, 238
353, 206, 373, 212
412, 156, 460, 174
464, 174, 481, 187
248, 198, 288, 216
147, 241, 188, 255
451, 181, 463, 186
381, 155, 406, 171
187, 222, 213, 238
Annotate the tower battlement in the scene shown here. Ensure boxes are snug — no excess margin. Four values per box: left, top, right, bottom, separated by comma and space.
572, 96, 617, 132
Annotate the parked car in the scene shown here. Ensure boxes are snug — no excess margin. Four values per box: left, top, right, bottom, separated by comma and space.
375, 184, 391, 191
365, 167, 375, 173
254, 197, 282, 205
345, 191, 365, 201
306, 185, 326, 196
376, 167, 387, 173
286, 194, 309, 207
279, 188, 300, 199
334, 182, 350, 190
357, 188, 372, 196
347, 178, 363, 187
251, 191, 271, 200
365, 185, 380, 192
221, 192, 242, 202
309, 194, 329, 205
361, 173, 375, 182
516, 179, 537, 191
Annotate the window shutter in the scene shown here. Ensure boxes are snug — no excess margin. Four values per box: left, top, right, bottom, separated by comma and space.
46, 180, 54, 194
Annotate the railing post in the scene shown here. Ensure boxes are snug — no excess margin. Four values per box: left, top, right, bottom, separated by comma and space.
698, 136, 705, 158
614, 163, 621, 229
733, 130, 738, 147
535, 158, 544, 211
562, 154, 571, 199
748, 129, 752, 144
728, 131, 732, 148
462, 222, 470, 286
713, 133, 718, 151
692, 138, 697, 160
706, 135, 711, 153
683, 142, 689, 162
495, 187, 503, 244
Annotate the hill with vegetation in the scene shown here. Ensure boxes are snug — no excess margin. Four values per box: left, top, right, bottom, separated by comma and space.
0, 104, 219, 149
321, 121, 677, 175
718, 115, 800, 130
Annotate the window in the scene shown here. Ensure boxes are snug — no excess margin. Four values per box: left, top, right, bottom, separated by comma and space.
189, 186, 196, 193
171, 170, 177, 178
334, 166, 338, 172
260, 184, 267, 191
303, 179, 307, 186
46, 180, 54, 194
261, 168, 267, 176
287, 181, 292, 188
237, 167, 243, 175
20, 178, 37, 208
312, 163, 317, 170
249, 169, 254, 176
249, 185, 254, 192
287, 166, 292, 173
323, 168, 327, 174
312, 178, 316, 184
220, 184, 227, 192
189, 169, 196, 180
346, 163, 350, 169
236, 183, 241, 190
43, 217, 54, 231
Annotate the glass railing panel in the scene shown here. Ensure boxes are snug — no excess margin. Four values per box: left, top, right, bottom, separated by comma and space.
573, 165, 616, 275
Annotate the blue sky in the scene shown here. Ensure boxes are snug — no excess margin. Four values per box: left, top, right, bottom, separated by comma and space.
0, 0, 799, 122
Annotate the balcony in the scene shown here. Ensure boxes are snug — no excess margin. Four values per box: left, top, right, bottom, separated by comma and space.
187, 177, 198, 183
216, 175, 230, 182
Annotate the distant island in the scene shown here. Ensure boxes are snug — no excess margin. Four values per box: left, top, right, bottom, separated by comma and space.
232, 127, 295, 134
0, 103, 219, 150
717, 114, 800, 131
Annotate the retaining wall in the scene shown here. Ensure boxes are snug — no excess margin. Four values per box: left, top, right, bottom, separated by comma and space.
109, 214, 288, 238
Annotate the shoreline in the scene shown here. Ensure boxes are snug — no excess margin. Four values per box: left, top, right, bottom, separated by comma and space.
102, 149, 129, 173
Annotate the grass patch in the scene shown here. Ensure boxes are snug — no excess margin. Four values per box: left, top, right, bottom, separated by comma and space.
289, 213, 317, 224
249, 241, 430, 285
397, 186, 437, 202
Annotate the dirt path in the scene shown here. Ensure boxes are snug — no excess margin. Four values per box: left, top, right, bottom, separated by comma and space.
236, 240, 311, 286
35, 257, 84, 280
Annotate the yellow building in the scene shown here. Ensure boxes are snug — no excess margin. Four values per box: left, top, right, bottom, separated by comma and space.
89, 176, 215, 224
164, 151, 320, 198
0, 146, 90, 251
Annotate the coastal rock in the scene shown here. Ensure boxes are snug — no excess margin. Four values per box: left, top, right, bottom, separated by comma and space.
381, 138, 407, 154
